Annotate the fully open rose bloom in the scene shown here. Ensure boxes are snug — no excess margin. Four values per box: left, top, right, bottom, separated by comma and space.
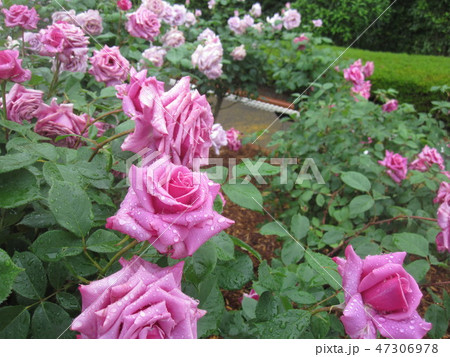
378, 150, 408, 184
141, 46, 167, 68
52, 10, 76, 24
0, 50, 31, 83
282, 9, 301, 30
34, 99, 104, 147
162, 28, 185, 48
126, 6, 161, 41
89, 45, 130, 87
230, 45, 246, 61
333, 245, 432, 339
410, 145, 445, 172
250, 3, 262, 18
118, 72, 214, 168
191, 36, 223, 79
143, 0, 164, 15
106, 160, 234, 259
2, 4, 39, 30
76, 10, 103, 36
434, 181, 450, 204
382, 99, 398, 112
210, 123, 228, 155
1, 84, 43, 123
436, 199, 450, 253
71, 256, 206, 338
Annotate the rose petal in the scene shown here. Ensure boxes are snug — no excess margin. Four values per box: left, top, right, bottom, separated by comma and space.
373, 311, 432, 339
340, 294, 377, 339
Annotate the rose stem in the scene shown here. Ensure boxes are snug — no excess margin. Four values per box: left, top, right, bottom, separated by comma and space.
88, 128, 134, 162
101, 240, 139, 275
47, 58, 61, 99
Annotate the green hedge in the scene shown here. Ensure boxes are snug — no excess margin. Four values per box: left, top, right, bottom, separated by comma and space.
330, 46, 450, 112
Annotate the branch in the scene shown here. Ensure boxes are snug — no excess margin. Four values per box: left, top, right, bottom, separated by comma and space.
88, 129, 134, 162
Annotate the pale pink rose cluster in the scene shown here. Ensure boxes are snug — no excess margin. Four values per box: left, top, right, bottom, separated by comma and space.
210, 123, 228, 155
34, 98, 104, 148
2, 4, 39, 30
192, 30, 223, 79
226, 127, 241, 151
1, 84, 43, 123
89, 45, 130, 87
410, 145, 445, 172
333, 245, 431, 339
343, 59, 374, 100
71, 257, 206, 338
227, 11, 255, 35
141, 46, 167, 68
155, 1, 195, 27
230, 44, 246, 61
282, 8, 301, 30
250, 3, 262, 18
378, 150, 408, 184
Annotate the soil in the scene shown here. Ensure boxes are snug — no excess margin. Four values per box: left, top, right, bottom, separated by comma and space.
212, 143, 450, 338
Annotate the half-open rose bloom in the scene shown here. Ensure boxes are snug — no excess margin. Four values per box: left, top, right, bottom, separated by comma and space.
117, 0, 133, 11
52, 10, 76, 24
382, 99, 398, 113
162, 28, 185, 48
59, 48, 89, 73
333, 245, 432, 339
0, 50, 31, 83
192, 36, 223, 79
71, 256, 206, 339
312, 19, 322, 27
34, 99, 104, 147
230, 45, 246, 61
378, 150, 408, 184
76, 10, 103, 36
282, 9, 301, 30
89, 46, 130, 87
1, 84, 43, 123
226, 128, 241, 151
410, 145, 445, 172
250, 3, 262, 18
118, 72, 214, 168
238, 289, 260, 304
2, 5, 39, 30
436, 200, 450, 253
126, 6, 161, 41
434, 181, 450, 204
293, 34, 309, 50
141, 46, 167, 68
267, 13, 283, 30
106, 161, 234, 259
210, 123, 228, 155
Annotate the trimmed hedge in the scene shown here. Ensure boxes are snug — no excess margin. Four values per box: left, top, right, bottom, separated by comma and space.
330, 46, 450, 112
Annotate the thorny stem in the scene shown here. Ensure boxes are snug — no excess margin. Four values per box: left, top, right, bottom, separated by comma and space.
88, 129, 134, 162
101, 240, 139, 275
328, 215, 438, 257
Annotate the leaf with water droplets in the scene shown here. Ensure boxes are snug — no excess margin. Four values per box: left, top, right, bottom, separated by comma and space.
12, 252, 47, 300
0, 306, 30, 338
251, 310, 311, 338
31, 230, 83, 262
31, 302, 75, 339
0, 169, 39, 208
0, 249, 23, 304
86, 230, 122, 253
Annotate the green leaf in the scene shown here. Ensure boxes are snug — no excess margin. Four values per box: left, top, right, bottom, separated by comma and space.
0, 249, 23, 304
311, 312, 330, 338
285, 290, 316, 305
305, 250, 342, 290
252, 310, 311, 338
281, 240, 304, 265
17, 142, 58, 161
425, 304, 447, 338
31, 302, 74, 339
349, 195, 374, 216
48, 181, 93, 237
64, 255, 97, 278
255, 291, 277, 321
31, 230, 83, 262
210, 232, 234, 261
291, 214, 310, 240
47, 261, 70, 289
19, 210, 57, 228
260, 221, 288, 237
12, 252, 47, 300
197, 277, 225, 338
192, 241, 217, 280
216, 251, 254, 290
242, 296, 258, 320
0, 306, 30, 338
322, 230, 345, 245
0, 169, 39, 208
341, 171, 371, 192
393, 233, 429, 257
234, 161, 280, 178
257, 260, 282, 291
405, 259, 430, 282
222, 180, 263, 212
0, 152, 37, 174
86, 230, 121, 253
229, 235, 262, 262
56, 292, 80, 311
202, 166, 228, 184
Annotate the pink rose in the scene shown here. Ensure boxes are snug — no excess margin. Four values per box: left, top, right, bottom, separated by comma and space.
267, 13, 282, 30
162, 28, 185, 48
119, 72, 214, 168
250, 3, 262, 18
144, 0, 164, 15
226, 128, 241, 151
71, 256, 206, 338
312, 19, 322, 27
126, 6, 161, 41
293, 34, 309, 50
106, 162, 234, 259
117, 0, 132, 11
363, 61, 374, 77
195, 9, 202, 17
59, 48, 89, 73
436, 200, 450, 253
410, 145, 445, 172
141, 46, 167, 68
382, 99, 398, 113
230, 44, 246, 61
89, 46, 130, 87
434, 181, 450, 204
34, 99, 103, 147
333, 245, 432, 339
282, 9, 301, 30
228, 15, 246, 35
1, 84, 43, 123
184, 12, 196, 27
343, 66, 364, 85
378, 150, 408, 183
2, 5, 39, 30
243, 14, 254, 27
351, 80, 371, 100
207, 0, 216, 10
39, 22, 89, 58
197, 28, 217, 42
76, 10, 103, 36
192, 37, 223, 79
238, 289, 260, 304
0, 50, 31, 83
52, 10, 76, 24
210, 123, 228, 155
24, 32, 42, 52
170, 4, 187, 26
